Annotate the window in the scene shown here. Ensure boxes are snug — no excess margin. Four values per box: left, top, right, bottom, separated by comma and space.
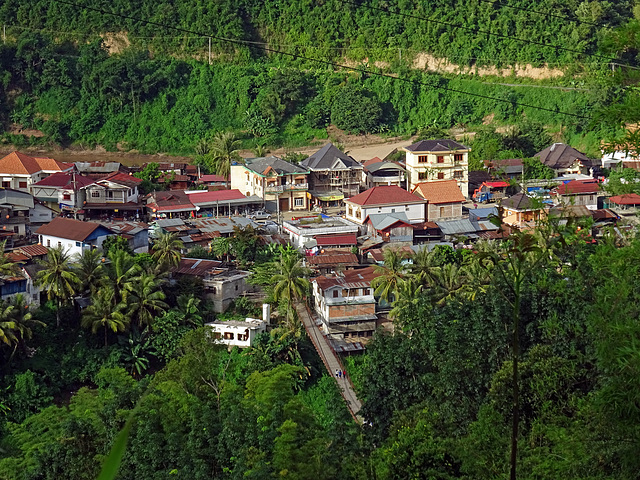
364, 288, 371, 296
333, 290, 339, 298
76, 242, 81, 247
294, 197, 304, 207
418, 171, 428, 180
418, 155, 428, 163
454, 153, 463, 163
19, 181, 27, 189
2, 181, 10, 188
46, 239, 50, 247
356, 210, 361, 219
391, 208, 395, 213
91, 191, 100, 198
107, 191, 114, 199
454, 171, 463, 179
212, 287, 217, 294
57, 242, 61, 248
235, 285, 238, 291
437, 156, 445, 164
440, 207, 445, 217
437, 172, 445, 180
348, 206, 353, 216
223, 332, 234, 340
63, 194, 71, 200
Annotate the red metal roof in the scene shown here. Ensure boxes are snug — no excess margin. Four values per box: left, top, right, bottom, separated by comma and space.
307, 253, 358, 265
198, 174, 229, 182
32, 172, 95, 189
609, 193, 640, 205
554, 179, 600, 195
346, 185, 425, 206
485, 181, 510, 188
15, 244, 49, 257
102, 172, 143, 188
172, 258, 224, 276
188, 189, 246, 204
315, 233, 357, 246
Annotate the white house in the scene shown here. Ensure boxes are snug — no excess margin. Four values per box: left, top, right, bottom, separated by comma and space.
283, 215, 360, 250
206, 318, 267, 348
344, 185, 428, 225
401, 139, 470, 195
36, 217, 115, 256
0, 151, 73, 192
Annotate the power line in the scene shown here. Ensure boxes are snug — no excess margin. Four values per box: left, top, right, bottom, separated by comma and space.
49, 0, 591, 120
477, 0, 605, 27
341, 0, 623, 66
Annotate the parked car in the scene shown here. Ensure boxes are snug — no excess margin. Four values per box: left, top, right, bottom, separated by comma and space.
249, 210, 272, 220
255, 220, 279, 234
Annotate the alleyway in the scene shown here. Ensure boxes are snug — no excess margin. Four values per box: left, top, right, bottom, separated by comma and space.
296, 304, 364, 424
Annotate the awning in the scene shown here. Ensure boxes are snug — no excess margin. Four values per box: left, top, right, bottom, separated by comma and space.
310, 191, 344, 202
485, 181, 510, 188
315, 233, 357, 246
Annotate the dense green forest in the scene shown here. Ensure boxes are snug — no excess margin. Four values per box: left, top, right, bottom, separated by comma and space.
3, 219, 640, 478
0, 1, 636, 155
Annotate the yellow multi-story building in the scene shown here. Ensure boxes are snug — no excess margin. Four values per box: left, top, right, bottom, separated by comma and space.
402, 139, 470, 198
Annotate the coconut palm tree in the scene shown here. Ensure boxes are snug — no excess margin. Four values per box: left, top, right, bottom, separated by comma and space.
152, 232, 183, 271
0, 302, 18, 347
428, 263, 473, 306
410, 247, 437, 286
123, 273, 168, 329
389, 276, 423, 320
104, 250, 141, 304
271, 251, 310, 327
176, 294, 203, 326
210, 131, 242, 178
371, 248, 407, 303
211, 237, 232, 262
36, 246, 80, 327
0, 240, 19, 277
7, 294, 45, 346
74, 248, 104, 294
81, 285, 128, 347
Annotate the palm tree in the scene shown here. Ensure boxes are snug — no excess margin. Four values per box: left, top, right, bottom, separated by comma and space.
211, 237, 232, 262
0, 241, 20, 277
74, 248, 104, 294
104, 250, 141, 304
271, 251, 310, 326
428, 263, 474, 306
210, 131, 242, 178
152, 232, 183, 271
123, 273, 168, 329
81, 286, 128, 347
371, 248, 407, 303
176, 294, 203, 326
0, 302, 18, 347
36, 246, 80, 327
389, 276, 423, 320
7, 294, 45, 347
410, 247, 437, 286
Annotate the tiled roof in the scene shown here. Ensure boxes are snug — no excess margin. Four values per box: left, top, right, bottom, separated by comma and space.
32, 172, 95, 189
0, 151, 71, 175
412, 180, 465, 204
362, 157, 383, 167
535, 143, 594, 169
36, 217, 111, 241
346, 185, 426, 206
301, 143, 361, 171
404, 139, 468, 153
102, 172, 143, 188
198, 174, 229, 182
554, 179, 600, 195
608, 193, 640, 205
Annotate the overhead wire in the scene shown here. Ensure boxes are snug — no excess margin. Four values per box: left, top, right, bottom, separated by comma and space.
48, 0, 592, 120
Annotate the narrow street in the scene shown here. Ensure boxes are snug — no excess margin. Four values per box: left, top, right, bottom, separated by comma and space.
296, 304, 364, 424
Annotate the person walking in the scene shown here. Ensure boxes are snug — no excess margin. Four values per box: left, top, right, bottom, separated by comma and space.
343, 369, 347, 379
335, 369, 340, 378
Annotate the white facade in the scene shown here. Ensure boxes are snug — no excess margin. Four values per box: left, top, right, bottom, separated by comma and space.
38, 233, 111, 257
283, 216, 360, 249
344, 202, 426, 225
206, 318, 266, 348
403, 148, 469, 196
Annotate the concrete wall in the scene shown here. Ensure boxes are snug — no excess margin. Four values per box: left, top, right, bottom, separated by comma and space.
427, 202, 463, 221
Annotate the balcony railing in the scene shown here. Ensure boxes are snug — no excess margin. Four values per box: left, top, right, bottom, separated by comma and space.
265, 183, 308, 193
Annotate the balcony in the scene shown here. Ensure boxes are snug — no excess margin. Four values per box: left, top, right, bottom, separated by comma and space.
265, 183, 308, 193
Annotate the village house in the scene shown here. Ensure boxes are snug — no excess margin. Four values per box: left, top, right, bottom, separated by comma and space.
83, 172, 144, 219
36, 217, 115, 255
344, 185, 428, 226
75, 162, 129, 181
605, 193, 640, 215
535, 143, 595, 176
361, 157, 406, 189
187, 189, 262, 217
206, 318, 267, 348
501, 193, 547, 230
305, 252, 360, 275
0, 151, 73, 192
551, 179, 600, 210
283, 215, 360, 251
484, 158, 523, 179
412, 180, 465, 221
30, 171, 95, 213
402, 139, 470, 196
196, 174, 230, 190
311, 266, 379, 347
365, 213, 414, 244
230, 156, 309, 212
301, 143, 363, 208
98, 221, 149, 254
0, 188, 34, 237
146, 190, 195, 219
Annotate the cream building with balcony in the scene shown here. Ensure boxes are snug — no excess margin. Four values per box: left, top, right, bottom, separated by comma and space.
402, 139, 470, 197
230, 156, 309, 212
